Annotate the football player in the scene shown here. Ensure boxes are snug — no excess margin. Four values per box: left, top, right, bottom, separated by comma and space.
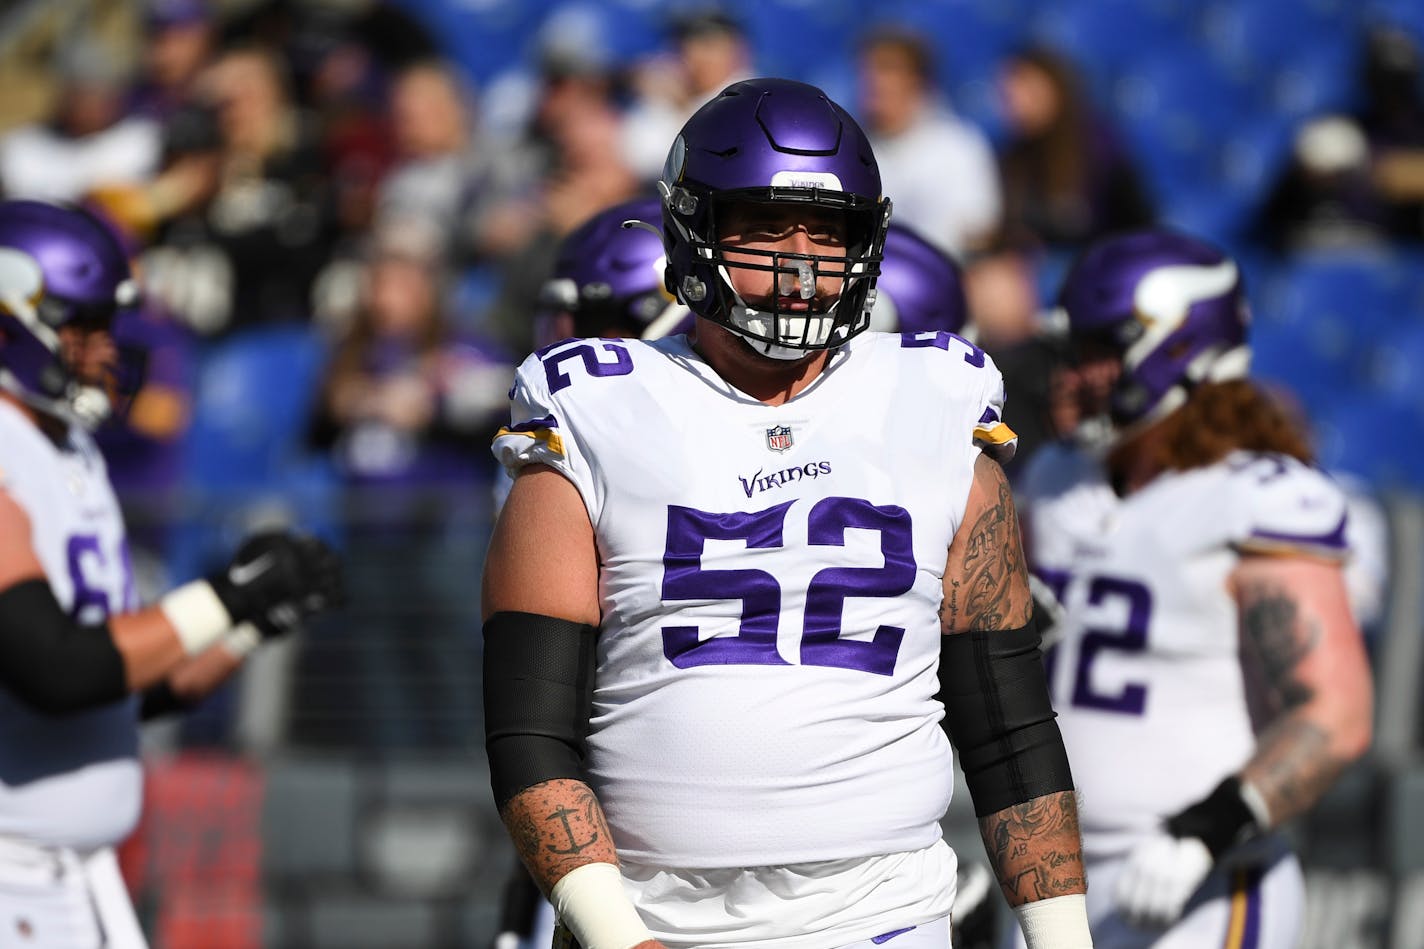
0, 199, 342, 945
1011, 230, 1374, 948
501, 208, 991, 949
483, 78, 1092, 949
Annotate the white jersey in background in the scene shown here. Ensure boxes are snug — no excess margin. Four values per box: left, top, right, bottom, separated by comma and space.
494, 330, 1014, 947
1019, 444, 1348, 858
0, 400, 142, 852
1009, 444, 1344, 949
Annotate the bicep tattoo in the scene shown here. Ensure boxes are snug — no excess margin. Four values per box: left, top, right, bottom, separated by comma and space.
943, 456, 1032, 633
1238, 580, 1321, 712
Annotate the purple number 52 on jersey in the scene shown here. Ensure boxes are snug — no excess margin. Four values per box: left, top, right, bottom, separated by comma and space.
661, 497, 915, 675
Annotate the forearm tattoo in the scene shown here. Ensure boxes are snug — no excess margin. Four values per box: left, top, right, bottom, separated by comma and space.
501, 778, 620, 895
1238, 580, 1345, 825
977, 791, 1087, 906
942, 457, 1032, 634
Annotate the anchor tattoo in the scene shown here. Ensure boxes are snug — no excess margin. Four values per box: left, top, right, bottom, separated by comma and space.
545, 804, 600, 855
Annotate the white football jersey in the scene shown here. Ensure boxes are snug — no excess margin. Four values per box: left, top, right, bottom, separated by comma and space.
494, 331, 1014, 872
1018, 444, 1349, 859
0, 400, 143, 850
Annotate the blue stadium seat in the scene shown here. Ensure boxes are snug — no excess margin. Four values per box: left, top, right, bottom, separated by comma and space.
391, 0, 553, 85
1252, 251, 1421, 426
185, 324, 329, 489
1114, 51, 1262, 195
868, 0, 1029, 89
1032, 0, 1188, 88
1267, 42, 1360, 124
168, 324, 338, 583
1313, 392, 1424, 489
1204, 0, 1361, 70
725, 0, 858, 83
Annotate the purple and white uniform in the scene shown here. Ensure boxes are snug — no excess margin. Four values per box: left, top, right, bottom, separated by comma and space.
1015, 444, 1347, 949
494, 330, 1014, 948
0, 400, 141, 851
0, 399, 147, 949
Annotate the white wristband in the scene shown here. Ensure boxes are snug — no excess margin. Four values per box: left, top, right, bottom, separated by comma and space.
1014, 893, 1093, 949
159, 581, 233, 656
221, 622, 263, 659
549, 863, 651, 949
1239, 777, 1273, 830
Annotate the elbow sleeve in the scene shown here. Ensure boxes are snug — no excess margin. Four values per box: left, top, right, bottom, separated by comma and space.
937, 614, 1076, 817
482, 611, 599, 809
0, 579, 128, 714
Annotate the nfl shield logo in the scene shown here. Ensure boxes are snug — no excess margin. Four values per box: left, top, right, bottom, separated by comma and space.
766, 425, 793, 453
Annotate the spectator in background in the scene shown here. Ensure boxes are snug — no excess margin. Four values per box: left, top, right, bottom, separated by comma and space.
0, 39, 161, 203
996, 47, 1154, 249
621, 9, 753, 182
476, 48, 641, 353
303, 221, 511, 750
375, 62, 484, 255
163, 45, 337, 333
1358, 26, 1424, 240
310, 222, 512, 489
129, 0, 218, 123
963, 238, 1062, 481
857, 28, 1001, 258
1257, 116, 1391, 252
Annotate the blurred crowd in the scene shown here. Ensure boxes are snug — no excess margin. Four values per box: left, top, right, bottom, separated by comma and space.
2, 0, 1423, 752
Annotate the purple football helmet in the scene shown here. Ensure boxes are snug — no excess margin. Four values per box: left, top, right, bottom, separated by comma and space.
871, 223, 968, 334
659, 77, 891, 359
539, 197, 689, 342
1058, 228, 1250, 433
0, 200, 137, 427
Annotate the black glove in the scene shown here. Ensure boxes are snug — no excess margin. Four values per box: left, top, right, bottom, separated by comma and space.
209, 530, 344, 638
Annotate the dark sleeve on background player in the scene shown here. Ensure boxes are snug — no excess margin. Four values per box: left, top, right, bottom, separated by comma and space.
0, 579, 128, 714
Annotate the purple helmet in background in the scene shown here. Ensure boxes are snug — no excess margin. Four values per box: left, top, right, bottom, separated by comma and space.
539, 197, 688, 343
659, 77, 891, 359
1058, 228, 1250, 432
0, 199, 137, 427
871, 223, 967, 334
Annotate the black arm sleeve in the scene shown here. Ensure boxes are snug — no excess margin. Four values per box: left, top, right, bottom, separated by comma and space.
140, 681, 196, 720
482, 611, 598, 810
0, 579, 129, 714
937, 613, 1076, 817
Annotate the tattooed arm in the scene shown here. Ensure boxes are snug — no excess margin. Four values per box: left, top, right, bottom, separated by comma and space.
483, 467, 663, 949
942, 455, 1088, 915
1232, 554, 1374, 826
977, 793, 1087, 907
940, 453, 1033, 635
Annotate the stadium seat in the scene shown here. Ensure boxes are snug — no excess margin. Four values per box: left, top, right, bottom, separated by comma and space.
390, 0, 553, 85
1203, 0, 1360, 71
168, 323, 338, 584
1313, 392, 1424, 489
1114, 51, 1261, 196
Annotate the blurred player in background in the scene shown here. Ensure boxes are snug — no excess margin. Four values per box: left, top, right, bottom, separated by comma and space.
0, 199, 342, 946
483, 78, 1092, 949
1012, 229, 1374, 948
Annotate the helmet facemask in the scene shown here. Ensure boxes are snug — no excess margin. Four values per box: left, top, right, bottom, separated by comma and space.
663, 185, 888, 360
